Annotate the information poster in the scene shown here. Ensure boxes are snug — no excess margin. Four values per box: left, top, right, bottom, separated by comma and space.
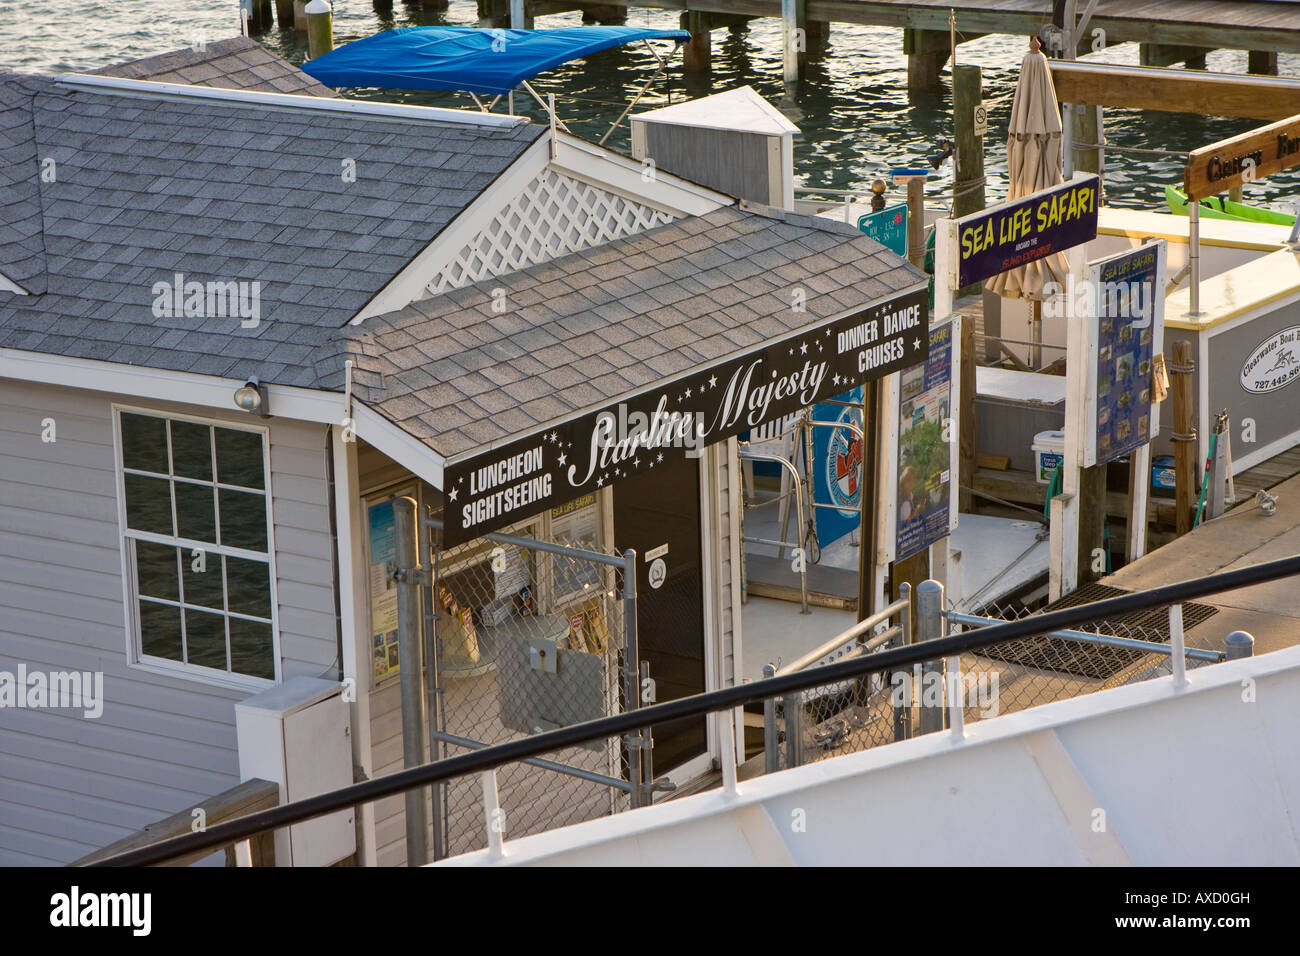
1089, 244, 1161, 466
811, 385, 864, 548
366, 497, 401, 683
896, 323, 953, 561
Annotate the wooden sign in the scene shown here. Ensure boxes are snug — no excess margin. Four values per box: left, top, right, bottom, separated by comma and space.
1184, 113, 1300, 200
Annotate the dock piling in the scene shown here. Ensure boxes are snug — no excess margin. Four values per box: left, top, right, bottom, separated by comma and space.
306, 0, 333, 58
680, 11, 710, 73
275, 0, 294, 29
903, 28, 951, 95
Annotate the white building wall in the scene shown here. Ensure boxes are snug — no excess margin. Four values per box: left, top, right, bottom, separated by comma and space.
0, 381, 337, 865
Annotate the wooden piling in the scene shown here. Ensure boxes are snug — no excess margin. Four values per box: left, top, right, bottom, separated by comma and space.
1139, 43, 1211, 69
906, 177, 924, 268
903, 28, 950, 95
1172, 340, 1197, 536
306, 0, 333, 59
959, 317, 976, 513
293, 0, 308, 32
1248, 50, 1278, 76
952, 63, 985, 297
581, 4, 627, 24
1070, 103, 1102, 177
781, 0, 806, 83
275, 0, 295, 29
680, 11, 711, 73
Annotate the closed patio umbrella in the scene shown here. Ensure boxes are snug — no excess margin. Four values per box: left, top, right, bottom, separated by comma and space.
986, 36, 1069, 301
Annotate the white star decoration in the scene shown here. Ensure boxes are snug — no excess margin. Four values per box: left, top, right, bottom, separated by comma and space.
913, 338, 921, 350
596, 476, 604, 486
558, 452, 567, 466
708, 374, 717, 388
448, 487, 458, 501
799, 342, 807, 355
656, 453, 664, 462
832, 374, 841, 386
685, 387, 692, 398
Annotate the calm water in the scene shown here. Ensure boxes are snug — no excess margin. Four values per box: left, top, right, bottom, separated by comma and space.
3, 0, 1299, 210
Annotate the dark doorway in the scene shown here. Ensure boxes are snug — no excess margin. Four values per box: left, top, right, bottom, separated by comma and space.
613, 453, 707, 775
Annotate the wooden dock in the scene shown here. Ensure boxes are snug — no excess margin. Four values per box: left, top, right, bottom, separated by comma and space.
511, 0, 1300, 89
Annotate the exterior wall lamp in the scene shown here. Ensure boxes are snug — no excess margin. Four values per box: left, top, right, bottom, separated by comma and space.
233, 377, 269, 418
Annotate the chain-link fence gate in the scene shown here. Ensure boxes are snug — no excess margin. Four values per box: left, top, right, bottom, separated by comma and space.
412, 508, 651, 860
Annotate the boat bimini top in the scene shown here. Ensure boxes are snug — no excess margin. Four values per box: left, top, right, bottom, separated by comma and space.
302, 26, 689, 140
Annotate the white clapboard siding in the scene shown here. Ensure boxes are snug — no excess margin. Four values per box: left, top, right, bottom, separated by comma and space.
0, 380, 337, 865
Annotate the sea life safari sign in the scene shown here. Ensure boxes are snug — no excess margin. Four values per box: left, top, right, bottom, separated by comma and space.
1185, 112, 1300, 201
442, 285, 930, 545
955, 175, 1100, 288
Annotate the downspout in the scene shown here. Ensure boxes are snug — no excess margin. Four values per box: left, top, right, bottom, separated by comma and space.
325, 426, 345, 683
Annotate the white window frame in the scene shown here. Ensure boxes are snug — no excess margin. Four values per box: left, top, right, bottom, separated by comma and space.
112, 403, 281, 691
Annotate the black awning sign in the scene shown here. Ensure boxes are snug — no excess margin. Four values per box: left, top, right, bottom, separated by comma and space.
442, 284, 929, 545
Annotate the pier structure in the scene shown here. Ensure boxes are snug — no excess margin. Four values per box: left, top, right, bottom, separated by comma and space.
405, 0, 1300, 90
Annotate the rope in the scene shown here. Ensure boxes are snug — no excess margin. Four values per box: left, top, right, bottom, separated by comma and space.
1170, 430, 1199, 442
1072, 141, 1189, 157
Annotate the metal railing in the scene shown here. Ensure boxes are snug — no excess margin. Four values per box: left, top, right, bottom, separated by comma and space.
762, 586, 910, 772
84, 553, 1300, 867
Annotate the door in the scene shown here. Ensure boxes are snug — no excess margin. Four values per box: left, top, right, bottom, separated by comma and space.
613, 453, 708, 778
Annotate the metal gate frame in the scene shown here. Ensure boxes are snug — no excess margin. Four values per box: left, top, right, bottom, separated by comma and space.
390, 501, 662, 861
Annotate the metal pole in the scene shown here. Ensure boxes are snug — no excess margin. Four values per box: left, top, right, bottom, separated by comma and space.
763, 663, 779, 773
783, 690, 803, 768
893, 582, 913, 741
621, 549, 641, 809
423, 521, 446, 861
482, 770, 504, 859
1188, 202, 1201, 315
639, 660, 655, 792
392, 497, 429, 866
1169, 603, 1186, 686
719, 707, 739, 794
916, 579, 945, 734
1225, 630, 1255, 659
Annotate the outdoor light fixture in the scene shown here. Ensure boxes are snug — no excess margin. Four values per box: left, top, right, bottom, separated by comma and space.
927, 139, 955, 170
233, 377, 269, 418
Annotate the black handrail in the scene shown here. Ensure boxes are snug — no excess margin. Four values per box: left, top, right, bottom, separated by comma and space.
87, 552, 1300, 867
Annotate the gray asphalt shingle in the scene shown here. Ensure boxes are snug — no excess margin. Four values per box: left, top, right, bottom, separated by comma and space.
329, 203, 925, 460
0, 66, 542, 376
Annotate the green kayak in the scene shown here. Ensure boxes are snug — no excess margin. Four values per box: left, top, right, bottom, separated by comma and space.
1164, 185, 1295, 226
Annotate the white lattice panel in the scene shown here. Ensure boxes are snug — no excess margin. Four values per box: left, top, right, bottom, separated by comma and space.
425, 168, 675, 296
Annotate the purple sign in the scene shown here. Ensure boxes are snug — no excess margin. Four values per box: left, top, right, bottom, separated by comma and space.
956, 176, 1100, 288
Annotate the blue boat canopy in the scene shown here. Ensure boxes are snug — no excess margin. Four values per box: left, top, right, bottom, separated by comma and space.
301, 26, 690, 95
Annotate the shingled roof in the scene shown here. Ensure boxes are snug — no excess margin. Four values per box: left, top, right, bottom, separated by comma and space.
0, 73, 543, 384
321, 202, 926, 459
91, 36, 336, 98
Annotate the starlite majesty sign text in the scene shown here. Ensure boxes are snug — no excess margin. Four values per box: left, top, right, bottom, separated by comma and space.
442, 285, 929, 544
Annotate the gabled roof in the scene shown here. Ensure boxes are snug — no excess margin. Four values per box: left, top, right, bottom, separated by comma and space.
321, 203, 925, 459
90, 36, 336, 98
0, 73, 543, 384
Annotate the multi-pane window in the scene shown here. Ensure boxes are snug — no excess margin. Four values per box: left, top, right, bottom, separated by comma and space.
117, 410, 277, 681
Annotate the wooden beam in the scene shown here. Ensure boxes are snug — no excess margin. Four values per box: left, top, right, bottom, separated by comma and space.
585, 2, 1300, 56
71, 778, 281, 867
1185, 112, 1300, 200
1049, 60, 1300, 121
